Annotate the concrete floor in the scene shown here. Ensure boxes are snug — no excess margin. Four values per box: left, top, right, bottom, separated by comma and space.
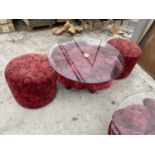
0, 29, 155, 135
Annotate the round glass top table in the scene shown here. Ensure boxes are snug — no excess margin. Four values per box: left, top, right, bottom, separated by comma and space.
48, 37, 124, 92
109, 92, 155, 135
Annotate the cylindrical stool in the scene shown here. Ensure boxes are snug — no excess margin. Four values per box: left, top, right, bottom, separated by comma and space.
108, 92, 155, 135
108, 38, 141, 79
5, 54, 57, 109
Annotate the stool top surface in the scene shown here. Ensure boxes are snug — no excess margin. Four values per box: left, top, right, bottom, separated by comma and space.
108, 38, 141, 57
48, 37, 124, 84
6, 54, 55, 83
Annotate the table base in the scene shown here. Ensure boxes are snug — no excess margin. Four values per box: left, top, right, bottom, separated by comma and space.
57, 74, 112, 93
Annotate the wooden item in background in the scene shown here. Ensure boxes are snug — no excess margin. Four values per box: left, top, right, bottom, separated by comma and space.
0, 19, 12, 25
0, 23, 15, 34
138, 21, 155, 78
109, 20, 122, 34
56, 19, 68, 23
52, 20, 83, 35
27, 19, 55, 31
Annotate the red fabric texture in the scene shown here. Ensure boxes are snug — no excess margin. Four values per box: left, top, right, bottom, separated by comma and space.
108, 98, 155, 135
108, 38, 141, 79
57, 74, 112, 93
5, 54, 57, 109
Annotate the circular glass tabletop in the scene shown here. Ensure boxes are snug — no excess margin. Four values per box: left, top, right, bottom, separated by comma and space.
110, 92, 155, 135
48, 37, 124, 84
118, 91, 155, 109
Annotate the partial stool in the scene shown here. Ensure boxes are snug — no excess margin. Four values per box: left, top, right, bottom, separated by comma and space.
108, 38, 141, 79
5, 54, 57, 109
108, 92, 155, 135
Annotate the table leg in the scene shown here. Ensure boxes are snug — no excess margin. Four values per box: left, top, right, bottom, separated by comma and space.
65, 86, 72, 89
88, 89, 96, 93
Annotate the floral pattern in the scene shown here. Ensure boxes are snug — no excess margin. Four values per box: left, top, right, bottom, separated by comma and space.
5, 54, 57, 109
108, 38, 141, 79
57, 74, 112, 93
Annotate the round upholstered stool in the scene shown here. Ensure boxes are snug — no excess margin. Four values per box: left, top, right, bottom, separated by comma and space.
5, 54, 57, 109
108, 38, 141, 79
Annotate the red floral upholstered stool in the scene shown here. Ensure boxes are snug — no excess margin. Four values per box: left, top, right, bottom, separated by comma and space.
5, 54, 57, 109
108, 38, 141, 79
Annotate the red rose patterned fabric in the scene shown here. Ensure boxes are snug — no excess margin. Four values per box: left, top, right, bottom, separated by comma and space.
57, 74, 112, 93
108, 98, 155, 135
49, 37, 124, 92
5, 54, 57, 109
108, 38, 141, 79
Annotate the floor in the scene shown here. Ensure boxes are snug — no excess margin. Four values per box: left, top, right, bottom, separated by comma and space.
0, 28, 155, 135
